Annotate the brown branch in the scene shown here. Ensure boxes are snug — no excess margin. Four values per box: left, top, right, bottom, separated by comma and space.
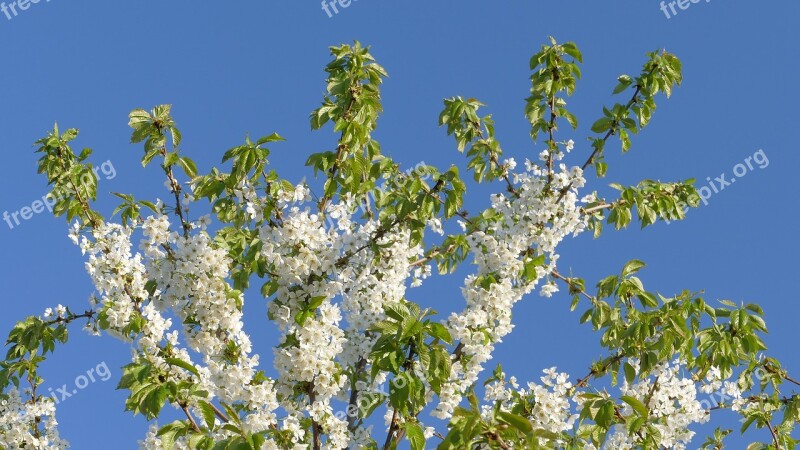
418, 181, 477, 229
574, 353, 624, 390
581, 201, 623, 216
209, 402, 230, 423
546, 68, 558, 187
784, 374, 800, 387
467, 119, 519, 197
383, 344, 417, 450
54, 146, 100, 228
160, 148, 191, 238
489, 151, 519, 197
318, 144, 346, 213
308, 384, 322, 450
708, 395, 794, 412
644, 375, 660, 409
555, 69, 656, 203
333, 178, 453, 271
764, 361, 800, 387
181, 404, 201, 433
765, 419, 781, 450
43, 310, 95, 327
382, 408, 400, 450
346, 357, 368, 434
551, 270, 595, 302
150, 120, 192, 238
409, 243, 457, 268
318, 88, 359, 213
579, 82, 644, 173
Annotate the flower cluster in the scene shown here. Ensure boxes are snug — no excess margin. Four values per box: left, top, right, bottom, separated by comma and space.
484, 367, 579, 446
699, 366, 745, 411
141, 215, 280, 435
604, 360, 711, 449
435, 159, 591, 419
258, 185, 428, 447
0, 389, 68, 449
338, 226, 424, 370
69, 214, 282, 447
258, 196, 356, 447
232, 181, 264, 221
42, 304, 67, 320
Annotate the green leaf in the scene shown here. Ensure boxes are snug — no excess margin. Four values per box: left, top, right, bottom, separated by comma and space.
623, 362, 636, 384
595, 161, 607, 178
426, 323, 453, 344
144, 385, 170, 419
164, 152, 179, 167
129, 109, 151, 127
621, 395, 649, 417
613, 75, 633, 94
198, 401, 217, 429
179, 156, 198, 178
157, 421, 186, 450
591, 117, 612, 133
256, 133, 285, 145
403, 422, 426, 450
166, 358, 199, 376
497, 411, 532, 434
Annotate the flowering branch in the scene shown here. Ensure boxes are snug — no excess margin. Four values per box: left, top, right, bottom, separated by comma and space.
9, 38, 792, 450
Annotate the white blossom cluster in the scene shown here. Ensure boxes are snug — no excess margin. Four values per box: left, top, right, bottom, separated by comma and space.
435, 159, 592, 419
604, 360, 711, 449
259, 201, 349, 448
72, 222, 150, 337
337, 227, 425, 448
483, 367, 580, 447
67, 215, 282, 448
259, 195, 352, 447
527, 368, 580, 436
258, 186, 427, 448
338, 225, 424, 372
699, 366, 745, 412
233, 181, 264, 221
76, 222, 183, 393
478, 360, 745, 449
69, 221, 205, 449
0, 389, 68, 449
141, 214, 281, 438
42, 304, 68, 320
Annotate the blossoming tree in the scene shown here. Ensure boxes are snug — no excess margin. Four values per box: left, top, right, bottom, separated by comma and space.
2, 38, 798, 449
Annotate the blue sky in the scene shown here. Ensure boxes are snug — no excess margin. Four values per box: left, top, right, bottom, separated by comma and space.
0, 1, 797, 448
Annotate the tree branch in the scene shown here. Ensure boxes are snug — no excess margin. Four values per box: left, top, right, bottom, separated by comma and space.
765, 419, 781, 450
181, 403, 201, 433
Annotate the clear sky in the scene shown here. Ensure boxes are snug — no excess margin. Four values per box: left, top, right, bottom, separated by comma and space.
0, 1, 797, 448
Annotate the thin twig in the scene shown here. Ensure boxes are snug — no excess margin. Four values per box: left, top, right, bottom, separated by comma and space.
765, 419, 781, 450
382, 408, 399, 450
582, 201, 622, 215
551, 270, 595, 302
308, 385, 322, 450
181, 404, 201, 433
209, 403, 230, 423
555, 71, 656, 203
467, 119, 519, 198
